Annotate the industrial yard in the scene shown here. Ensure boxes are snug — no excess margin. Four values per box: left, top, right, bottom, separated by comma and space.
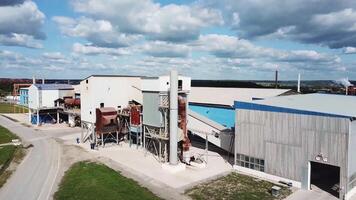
1, 1, 356, 199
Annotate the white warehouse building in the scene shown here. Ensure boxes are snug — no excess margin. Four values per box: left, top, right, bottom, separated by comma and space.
28, 84, 74, 109
28, 84, 74, 125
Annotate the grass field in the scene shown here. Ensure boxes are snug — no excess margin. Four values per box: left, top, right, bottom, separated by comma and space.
186, 173, 292, 200
0, 145, 25, 187
0, 124, 24, 187
0, 145, 16, 167
0, 103, 28, 113
0, 125, 18, 144
54, 161, 160, 200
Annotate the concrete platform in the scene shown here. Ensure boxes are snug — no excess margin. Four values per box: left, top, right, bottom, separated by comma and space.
61, 133, 233, 191
285, 186, 338, 200
2, 113, 81, 132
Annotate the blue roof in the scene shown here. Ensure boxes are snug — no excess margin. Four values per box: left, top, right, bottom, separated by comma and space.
34, 84, 73, 90
189, 104, 235, 128
234, 93, 356, 119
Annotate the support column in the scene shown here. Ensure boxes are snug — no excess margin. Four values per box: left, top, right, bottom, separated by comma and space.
57, 111, 59, 124
169, 70, 178, 165
36, 109, 39, 126
80, 124, 84, 143
206, 133, 209, 164
101, 133, 104, 147
28, 108, 31, 124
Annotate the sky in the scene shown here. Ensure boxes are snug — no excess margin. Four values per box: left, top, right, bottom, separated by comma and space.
0, 0, 356, 80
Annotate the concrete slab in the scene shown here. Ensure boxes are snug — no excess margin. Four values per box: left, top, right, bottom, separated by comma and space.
285, 186, 338, 200
60, 133, 233, 192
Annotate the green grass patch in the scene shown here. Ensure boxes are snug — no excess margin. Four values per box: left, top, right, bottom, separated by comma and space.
0, 145, 16, 167
0, 103, 28, 113
54, 161, 160, 200
0, 125, 18, 144
0, 145, 25, 187
186, 173, 292, 200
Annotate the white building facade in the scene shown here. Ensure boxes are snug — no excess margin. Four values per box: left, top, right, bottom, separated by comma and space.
28, 84, 74, 109
80, 75, 143, 124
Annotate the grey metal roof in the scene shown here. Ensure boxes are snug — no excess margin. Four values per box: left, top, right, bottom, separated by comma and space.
34, 84, 73, 90
248, 93, 356, 118
190, 87, 291, 106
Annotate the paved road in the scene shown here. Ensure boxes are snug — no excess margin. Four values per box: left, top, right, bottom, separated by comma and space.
0, 116, 61, 200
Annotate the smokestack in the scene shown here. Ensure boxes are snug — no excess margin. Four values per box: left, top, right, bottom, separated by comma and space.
275, 70, 278, 88
33, 76, 35, 84
346, 85, 349, 95
169, 70, 178, 165
297, 73, 301, 93
42, 78, 45, 84
346, 77, 349, 95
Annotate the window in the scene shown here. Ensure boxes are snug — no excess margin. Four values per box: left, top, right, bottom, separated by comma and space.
178, 80, 183, 90
100, 103, 104, 108
236, 153, 265, 172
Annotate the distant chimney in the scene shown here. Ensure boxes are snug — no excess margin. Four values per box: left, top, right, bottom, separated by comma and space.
42, 78, 45, 84
275, 70, 278, 88
346, 86, 349, 95
32, 76, 35, 84
346, 77, 349, 95
297, 73, 301, 93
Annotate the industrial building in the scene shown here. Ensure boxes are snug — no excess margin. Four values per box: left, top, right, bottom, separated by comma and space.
188, 87, 291, 152
142, 74, 191, 164
28, 84, 75, 125
233, 93, 356, 199
19, 87, 29, 106
79, 75, 142, 124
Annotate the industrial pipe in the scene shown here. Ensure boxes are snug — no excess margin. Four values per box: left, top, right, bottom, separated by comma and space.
297, 73, 301, 93
169, 70, 178, 165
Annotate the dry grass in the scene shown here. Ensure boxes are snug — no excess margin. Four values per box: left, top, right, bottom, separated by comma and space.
0, 103, 28, 114
186, 172, 292, 200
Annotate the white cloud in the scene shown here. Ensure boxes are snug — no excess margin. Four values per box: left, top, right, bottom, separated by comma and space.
53, 16, 139, 48
140, 41, 190, 58
344, 47, 356, 54
0, 33, 42, 48
203, 0, 356, 48
70, 0, 223, 42
42, 52, 65, 60
0, 1, 45, 49
72, 42, 130, 56
194, 34, 340, 65
0, 1, 45, 38
43, 65, 65, 71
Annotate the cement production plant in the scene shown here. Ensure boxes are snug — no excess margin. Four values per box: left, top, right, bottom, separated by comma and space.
1, 70, 356, 200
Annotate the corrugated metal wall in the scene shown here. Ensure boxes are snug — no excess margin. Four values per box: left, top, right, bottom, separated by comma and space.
235, 109, 349, 197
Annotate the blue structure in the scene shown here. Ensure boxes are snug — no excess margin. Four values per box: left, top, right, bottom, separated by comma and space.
19, 88, 29, 106
189, 104, 235, 128
234, 101, 351, 119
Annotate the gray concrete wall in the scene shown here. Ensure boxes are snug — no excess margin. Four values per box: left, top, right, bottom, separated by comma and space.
235, 109, 349, 197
